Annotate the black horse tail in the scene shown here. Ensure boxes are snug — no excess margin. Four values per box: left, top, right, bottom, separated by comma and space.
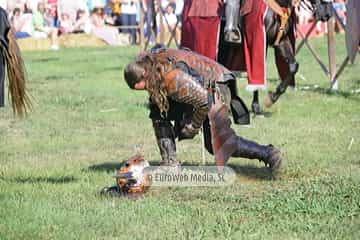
1, 28, 31, 116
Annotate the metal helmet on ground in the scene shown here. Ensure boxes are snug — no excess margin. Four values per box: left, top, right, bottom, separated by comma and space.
115, 154, 151, 194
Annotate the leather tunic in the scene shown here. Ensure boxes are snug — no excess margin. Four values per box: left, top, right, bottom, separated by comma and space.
146, 48, 234, 131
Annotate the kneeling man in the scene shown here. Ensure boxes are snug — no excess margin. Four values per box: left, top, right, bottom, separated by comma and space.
124, 46, 282, 170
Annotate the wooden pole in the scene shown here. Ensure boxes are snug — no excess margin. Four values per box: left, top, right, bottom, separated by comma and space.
140, 3, 145, 49
166, 20, 180, 47
327, 17, 337, 90
201, 127, 206, 165
332, 56, 349, 89
298, 29, 330, 77
295, 20, 318, 55
159, 9, 165, 45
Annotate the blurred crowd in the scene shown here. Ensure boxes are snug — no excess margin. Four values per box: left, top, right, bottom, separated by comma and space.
0, 0, 347, 50
0, 0, 184, 50
296, 0, 346, 35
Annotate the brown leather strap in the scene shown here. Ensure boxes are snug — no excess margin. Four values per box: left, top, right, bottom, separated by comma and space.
274, 8, 291, 46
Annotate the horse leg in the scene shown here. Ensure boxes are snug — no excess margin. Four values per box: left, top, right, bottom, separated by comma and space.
264, 38, 298, 108
251, 90, 262, 115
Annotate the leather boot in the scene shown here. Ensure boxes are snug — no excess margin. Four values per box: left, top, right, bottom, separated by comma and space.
224, 0, 242, 44
152, 119, 179, 167
232, 138, 282, 171
209, 99, 282, 170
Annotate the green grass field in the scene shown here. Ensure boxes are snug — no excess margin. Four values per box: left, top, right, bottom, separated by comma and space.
0, 35, 359, 239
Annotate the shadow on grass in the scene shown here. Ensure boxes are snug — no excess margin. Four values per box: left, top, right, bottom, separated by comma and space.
267, 78, 279, 83
88, 161, 276, 180
298, 85, 360, 102
102, 66, 123, 72
87, 160, 164, 173
228, 164, 277, 180
33, 57, 59, 63
12, 176, 77, 184
180, 161, 277, 181
87, 162, 122, 173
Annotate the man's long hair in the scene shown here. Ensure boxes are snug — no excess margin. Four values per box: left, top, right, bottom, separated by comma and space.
140, 54, 171, 114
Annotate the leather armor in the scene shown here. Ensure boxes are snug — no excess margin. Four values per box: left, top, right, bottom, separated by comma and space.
125, 47, 283, 168
145, 48, 235, 133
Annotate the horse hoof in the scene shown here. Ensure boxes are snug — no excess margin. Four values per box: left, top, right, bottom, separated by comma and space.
264, 93, 274, 108
251, 102, 263, 116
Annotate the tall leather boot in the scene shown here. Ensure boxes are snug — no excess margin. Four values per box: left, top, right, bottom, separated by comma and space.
224, 0, 242, 44
152, 119, 179, 167
209, 99, 282, 170
232, 138, 282, 170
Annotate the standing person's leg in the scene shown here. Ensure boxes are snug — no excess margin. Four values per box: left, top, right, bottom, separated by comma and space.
114, 14, 122, 26
190, 17, 220, 60
49, 28, 59, 50
121, 13, 133, 44
180, 0, 194, 50
118, 14, 124, 32
121, 13, 131, 40
129, 14, 137, 44
243, 1, 267, 91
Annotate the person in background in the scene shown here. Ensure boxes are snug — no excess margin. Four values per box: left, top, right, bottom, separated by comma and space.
110, 0, 121, 26
58, 0, 88, 22
73, 9, 92, 33
90, 6, 106, 26
43, 3, 55, 27
163, 3, 177, 32
47, 0, 58, 27
181, 0, 223, 60
120, 0, 138, 44
173, 0, 183, 22
296, 0, 312, 25
59, 12, 73, 33
90, 6, 119, 45
333, 0, 346, 33
24, 1, 33, 14
141, 0, 158, 42
32, 2, 59, 50
163, 2, 180, 42
11, 7, 32, 39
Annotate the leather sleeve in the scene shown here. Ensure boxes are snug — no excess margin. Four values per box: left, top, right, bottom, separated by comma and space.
163, 68, 209, 130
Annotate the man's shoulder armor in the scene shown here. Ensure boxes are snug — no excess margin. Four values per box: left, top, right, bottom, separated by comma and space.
154, 48, 233, 83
